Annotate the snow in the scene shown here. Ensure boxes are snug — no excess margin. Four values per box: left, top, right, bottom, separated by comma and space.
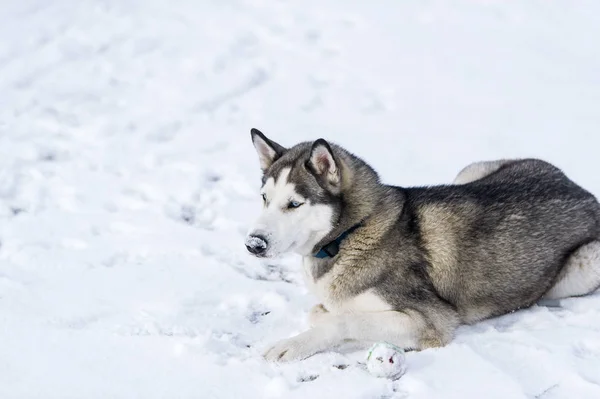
1, 0, 600, 398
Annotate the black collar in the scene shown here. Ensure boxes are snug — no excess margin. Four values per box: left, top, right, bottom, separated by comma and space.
314, 223, 361, 259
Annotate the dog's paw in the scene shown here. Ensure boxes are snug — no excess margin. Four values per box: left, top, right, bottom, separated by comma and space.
263, 336, 314, 363
308, 304, 329, 327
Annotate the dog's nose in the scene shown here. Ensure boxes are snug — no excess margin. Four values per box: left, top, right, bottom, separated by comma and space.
245, 234, 268, 256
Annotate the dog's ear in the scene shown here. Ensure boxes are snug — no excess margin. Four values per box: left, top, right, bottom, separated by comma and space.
308, 139, 341, 191
250, 128, 286, 172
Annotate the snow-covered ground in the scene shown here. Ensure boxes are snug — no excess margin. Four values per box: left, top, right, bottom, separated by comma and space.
1, 1, 600, 397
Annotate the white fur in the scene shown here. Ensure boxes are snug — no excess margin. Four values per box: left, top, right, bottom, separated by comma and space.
263, 310, 424, 362
310, 144, 337, 175
309, 142, 341, 188
246, 167, 334, 257
349, 290, 393, 312
543, 241, 600, 299
306, 290, 392, 327
252, 135, 278, 171
303, 255, 392, 313
308, 304, 330, 327
453, 160, 512, 185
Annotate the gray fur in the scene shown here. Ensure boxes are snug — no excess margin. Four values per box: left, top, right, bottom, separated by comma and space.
247, 129, 600, 361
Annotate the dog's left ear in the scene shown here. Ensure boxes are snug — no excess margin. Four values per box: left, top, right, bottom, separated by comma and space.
308, 139, 341, 191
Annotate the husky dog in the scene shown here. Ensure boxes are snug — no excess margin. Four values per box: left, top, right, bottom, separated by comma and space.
245, 128, 600, 362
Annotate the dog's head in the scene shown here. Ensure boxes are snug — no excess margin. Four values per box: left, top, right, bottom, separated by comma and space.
245, 129, 345, 258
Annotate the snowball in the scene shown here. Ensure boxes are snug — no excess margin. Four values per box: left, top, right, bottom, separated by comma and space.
366, 342, 407, 380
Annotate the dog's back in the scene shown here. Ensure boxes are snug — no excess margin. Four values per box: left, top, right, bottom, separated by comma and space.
405, 159, 600, 322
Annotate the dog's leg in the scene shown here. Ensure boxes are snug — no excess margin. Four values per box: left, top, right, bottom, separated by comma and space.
308, 304, 330, 327
543, 241, 600, 300
453, 159, 516, 185
264, 309, 453, 362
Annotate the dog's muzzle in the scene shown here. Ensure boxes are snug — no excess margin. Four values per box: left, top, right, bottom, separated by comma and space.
245, 234, 268, 256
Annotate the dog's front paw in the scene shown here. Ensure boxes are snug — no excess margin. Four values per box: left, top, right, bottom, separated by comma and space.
263, 336, 314, 363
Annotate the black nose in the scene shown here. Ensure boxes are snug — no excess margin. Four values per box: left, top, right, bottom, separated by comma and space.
246, 235, 268, 255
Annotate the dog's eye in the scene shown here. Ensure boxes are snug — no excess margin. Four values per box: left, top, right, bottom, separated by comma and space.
287, 201, 303, 209
261, 193, 267, 202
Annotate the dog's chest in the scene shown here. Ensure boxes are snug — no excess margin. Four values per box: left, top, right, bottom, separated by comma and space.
301, 256, 391, 313
301, 257, 332, 305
